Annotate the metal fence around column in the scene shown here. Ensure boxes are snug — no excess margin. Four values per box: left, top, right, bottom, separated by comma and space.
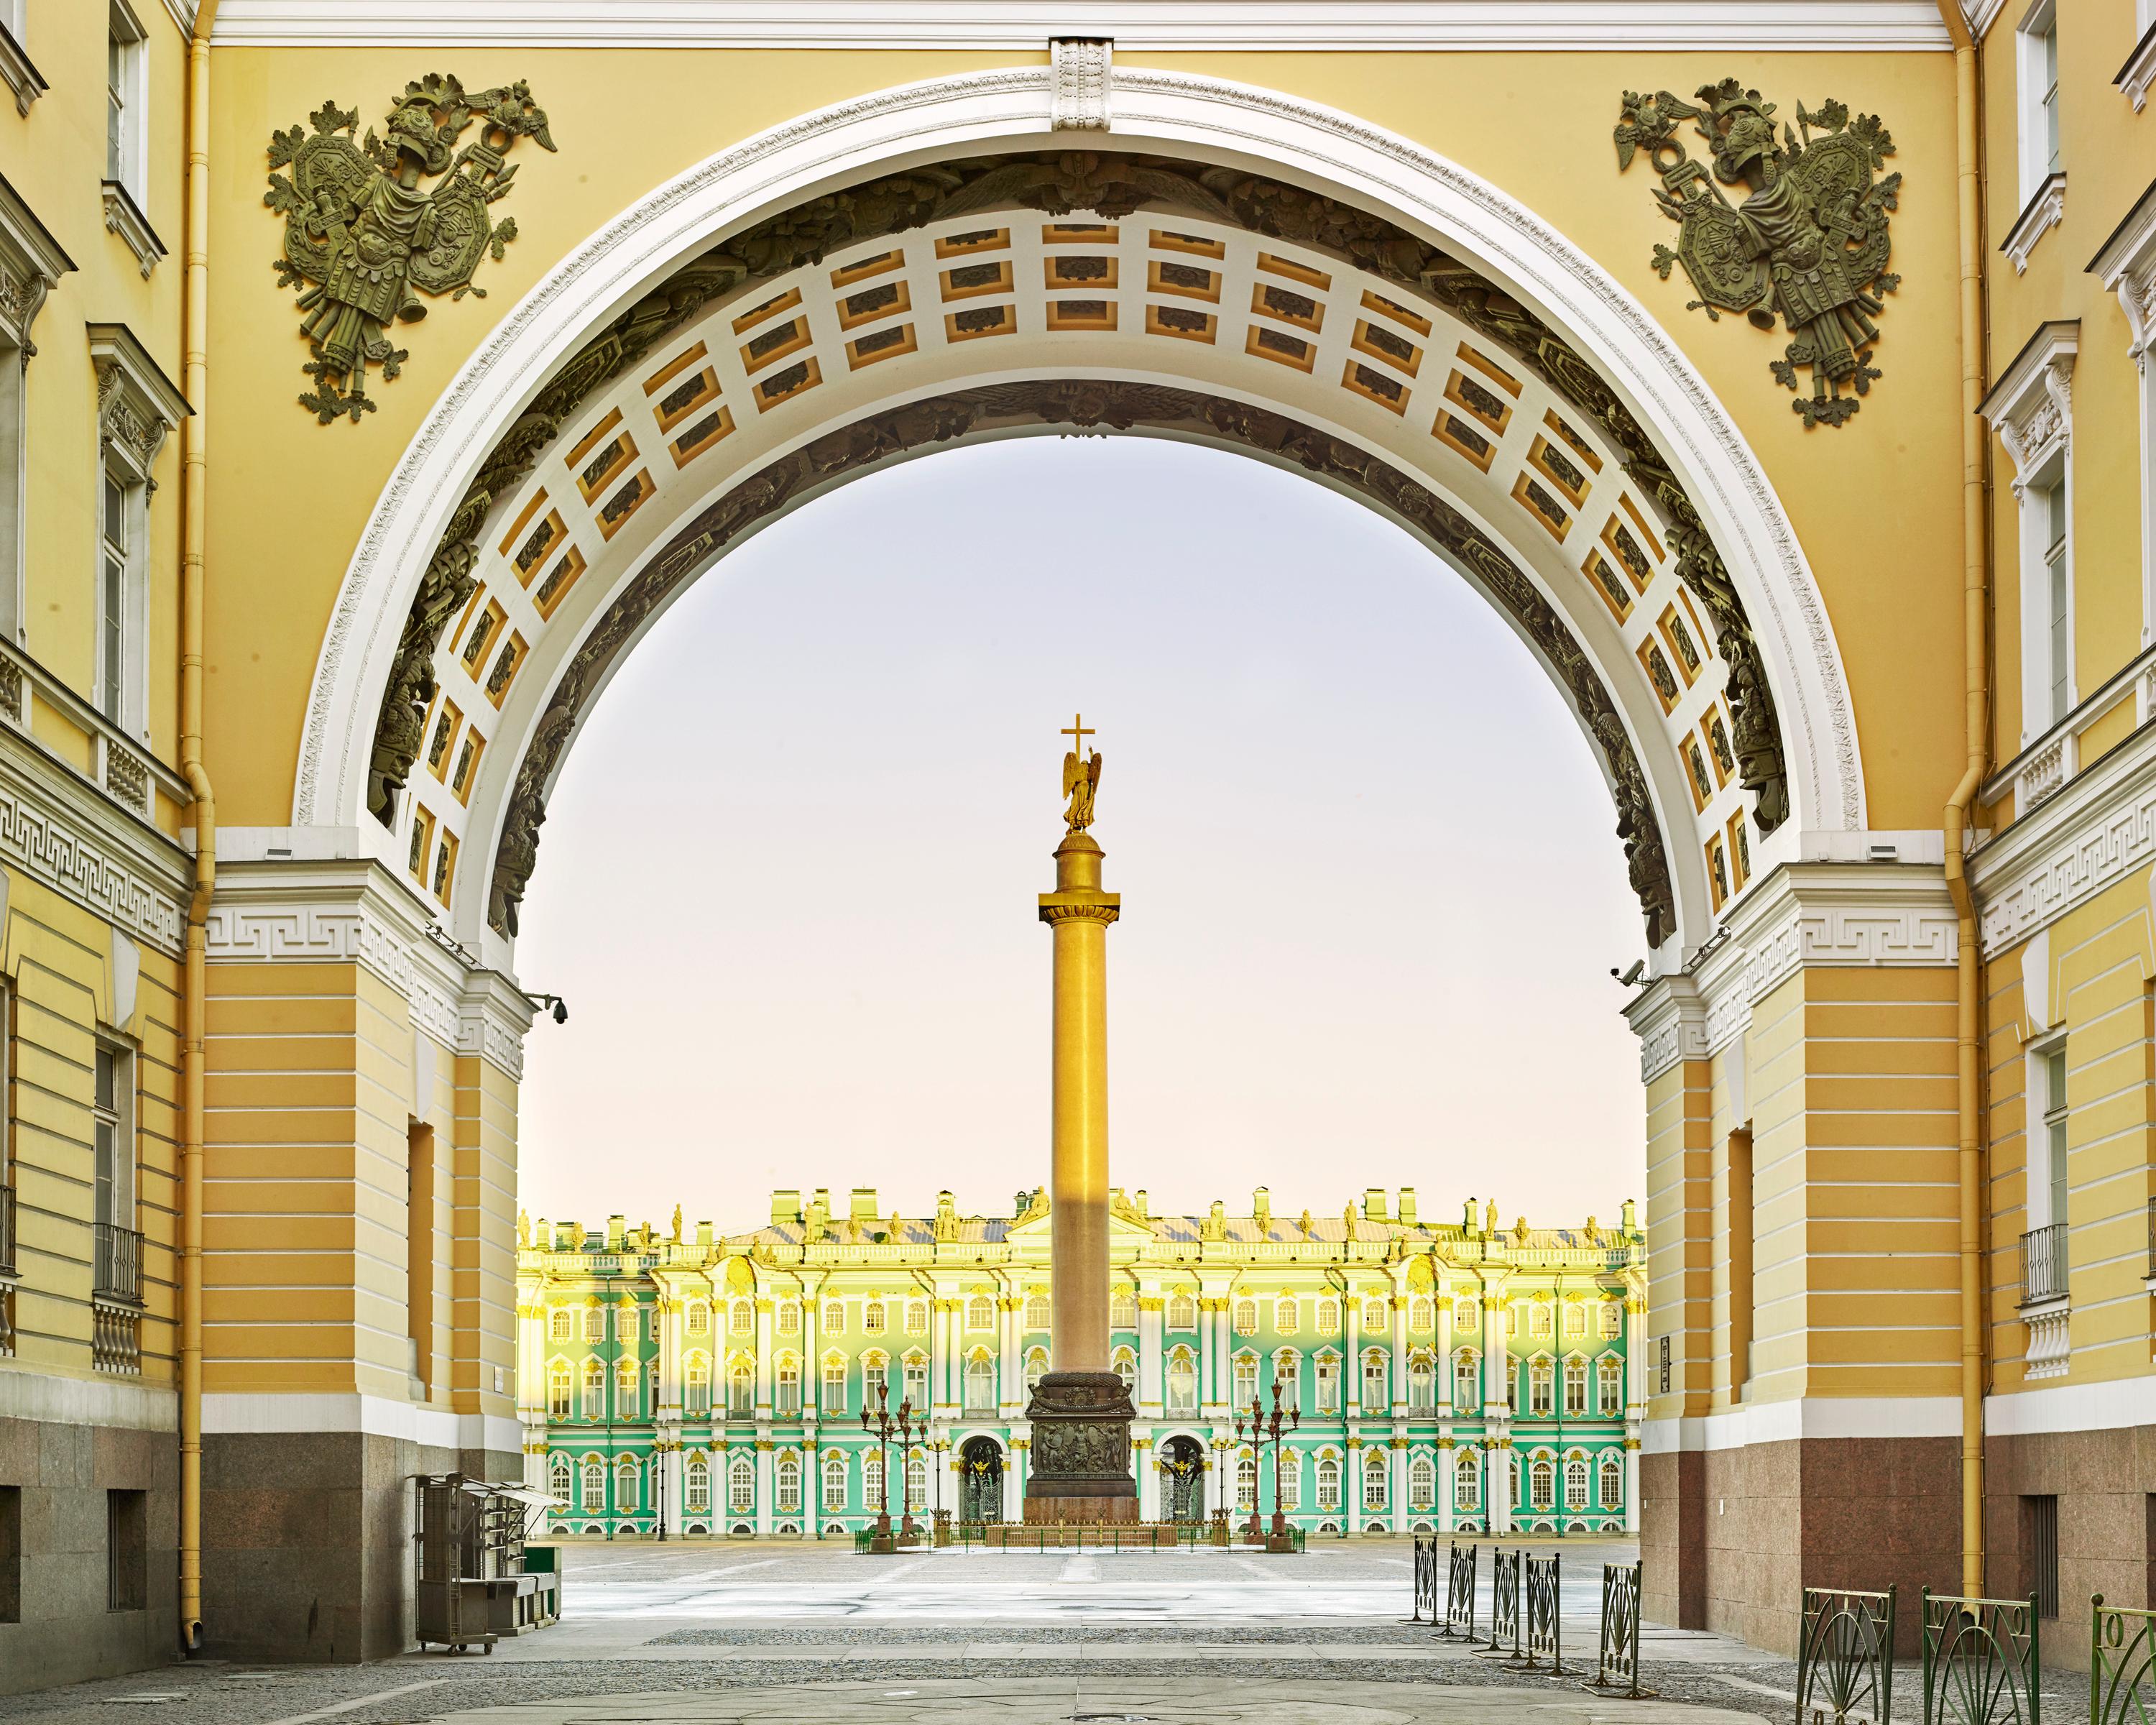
1409, 1535, 1438, 1624
1479, 1547, 1522, 1658
2092, 1595, 2156, 1725
1920, 1589, 2040, 1725
1797, 1585, 1898, 1725
1582, 1560, 1657, 1699
1441, 1541, 1478, 1642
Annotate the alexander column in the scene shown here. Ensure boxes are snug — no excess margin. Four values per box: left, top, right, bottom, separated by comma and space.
1023, 714, 1140, 1523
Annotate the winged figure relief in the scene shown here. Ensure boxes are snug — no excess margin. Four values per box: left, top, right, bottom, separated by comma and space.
1063, 745, 1102, 833
267, 75, 555, 424
1615, 79, 1899, 428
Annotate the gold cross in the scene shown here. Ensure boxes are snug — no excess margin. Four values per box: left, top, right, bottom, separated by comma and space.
1061, 712, 1095, 753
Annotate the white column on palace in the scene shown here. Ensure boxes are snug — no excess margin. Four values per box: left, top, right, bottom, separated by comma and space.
1482, 1285, 1508, 1413
755, 1299, 774, 1414
1138, 1294, 1163, 1418
1138, 1442, 1160, 1519
1391, 1443, 1407, 1534
931, 1298, 949, 1412
1390, 1282, 1409, 1413
803, 1441, 820, 1532
802, 1296, 820, 1420
756, 1444, 774, 1535
1434, 1291, 1452, 1416
1491, 1446, 1513, 1533
1000, 1295, 1020, 1412
1344, 1294, 1361, 1417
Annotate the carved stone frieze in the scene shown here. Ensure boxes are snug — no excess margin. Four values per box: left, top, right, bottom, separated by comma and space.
486, 379, 1680, 949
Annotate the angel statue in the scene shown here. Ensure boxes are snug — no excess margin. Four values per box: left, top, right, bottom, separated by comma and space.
266, 75, 555, 423
1061, 714, 1102, 832
1616, 78, 1899, 428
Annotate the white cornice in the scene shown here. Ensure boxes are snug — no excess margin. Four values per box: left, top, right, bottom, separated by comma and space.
0, 172, 73, 355
2000, 172, 2066, 276
210, 1, 1954, 50
1979, 318, 2076, 485
2091, 180, 2156, 363
2119, 18, 2156, 114
0, 22, 45, 118
1962, 0, 2009, 40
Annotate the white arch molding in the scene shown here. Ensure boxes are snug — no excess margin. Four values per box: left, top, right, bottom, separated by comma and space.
293, 66, 1866, 926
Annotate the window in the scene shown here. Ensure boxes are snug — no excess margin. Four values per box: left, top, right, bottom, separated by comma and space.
581, 1359, 604, 1421
863, 1300, 886, 1335
1233, 1353, 1258, 1410
778, 1301, 799, 1337
864, 1448, 886, 1507
903, 1354, 929, 1410
967, 1295, 994, 1330
1409, 1296, 1433, 1332
1565, 1458, 1589, 1511
548, 1453, 571, 1505
1110, 1290, 1136, 1330
1601, 1302, 1622, 1339
2046, 484, 2070, 723
905, 1300, 928, 1335
823, 1452, 847, 1509
1600, 1455, 1623, 1509
547, 1359, 571, 1420
1363, 1351, 1388, 1409
1409, 1354, 1434, 1414
550, 1309, 571, 1342
1314, 1355, 1340, 1414
1273, 1353, 1299, 1412
685, 1455, 710, 1514
1167, 1350, 1197, 1414
1316, 1456, 1341, 1511
1565, 1357, 1588, 1417
106, 1490, 144, 1611
617, 1358, 640, 1417
1236, 1454, 1257, 1510
727, 1360, 752, 1417
822, 1355, 847, 1414
1451, 1452, 1476, 1513
684, 1356, 711, 1417
2025, 1494, 2059, 1618
1233, 1297, 1258, 1334
687, 1301, 710, 1336
1363, 1452, 1388, 1512
1278, 1457, 1299, 1512
822, 1301, 844, 1335
906, 1451, 927, 1507
729, 1454, 755, 1514
1454, 1296, 1478, 1331
2017, 5, 2061, 203
580, 1457, 604, 1514
616, 1454, 640, 1512
731, 1300, 755, 1338
1168, 1292, 1197, 1330
1275, 1296, 1297, 1333
1026, 1294, 1051, 1331
1112, 1346, 1136, 1394
1026, 1348, 1049, 1394
583, 1307, 604, 1344
1529, 1459, 1555, 1512
98, 473, 127, 725
1411, 1453, 1436, 1511
1454, 1349, 1480, 1412
1598, 1355, 1624, 1413
2043, 1044, 2070, 1232
776, 1453, 800, 1514
1363, 1297, 1387, 1332
964, 1356, 995, 1413
1530, 1302, 1552, 1338
776, 1358, 799, 1416
1529, 1357, 1554, 1417
93, 1043, 133, 1231
1564, 1303, 1585, 1338
1315, 1298, 1339, 1336
106, 6, 147, 201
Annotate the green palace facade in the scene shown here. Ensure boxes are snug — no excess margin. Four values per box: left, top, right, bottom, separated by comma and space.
515, 1188, 1645, 1538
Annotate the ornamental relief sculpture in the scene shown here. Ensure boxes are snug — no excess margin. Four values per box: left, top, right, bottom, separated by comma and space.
1615, 79, 1900, 429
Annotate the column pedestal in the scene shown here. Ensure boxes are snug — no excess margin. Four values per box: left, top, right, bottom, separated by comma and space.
1023, 1370, 1139, 1522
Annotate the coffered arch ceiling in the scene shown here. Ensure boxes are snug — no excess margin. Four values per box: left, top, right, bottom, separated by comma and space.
303, 75, 1866, 970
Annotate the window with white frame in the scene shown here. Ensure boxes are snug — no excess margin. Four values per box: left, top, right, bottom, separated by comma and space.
1110, 1289, 1136, 1329
0, 189, 66, 650
729, 1453, 754, 1514
1232, 1353, 1257, 1409
967, 1295, 993, 1330
2017, 3, 2061, 206
1450, 1451, 1475, 1512
1112, 1345, 1136, 1394
580, 1457, 604, 1514
106, 5, 147, 203
1314, 1354, 1340, 1414
547, 1452, 571, 1504
964, 1355, 994, 1412
1236, 1454, 1257, 1510
1982, 326, 2077, 750
550, 1309, 571, 1342
1233, 1297, 1257, 1333
903, 1353, 929, 1409
1528, 1356, 1554, 1417
778, 1300, 798, 1337
1026, 1293, 1051, 1331
1565, 1458, 1590, 1512
726, 1359, 752, 1417
1277, 1455, 1300, 1512
1598, 1354, 1624, 1412
97, 466, 132, 728
1166, 1348, 1197, 1414
1315, 1298, 1339, 1335
1601, 1301, 1622, 1339
1272, 1351, 1299, 1411
1408, 1353, 1434, 1413
615, 1454, 639, 1512
2027, 1043, 2071, 1297
1363, 1350, 1387, 1408
1529, 1458, 1555, 1512
684, 1454, 709, 1514
1168, 1292, 1197, 1330
904, 1299, 927, 1335
2043, 479, 2070, 724
580, 1359, 603, 1422
862, 1299, 885, 1335
1363, 1450, 1388, 1510
822, 1300, 844, 1335
1454, 1348, 1479, 1411
1600, 1453, 1624, 1509
1274, 1295, 1297, 1333
1412, 1452, 1438, 1511
1026, 1347, 1048, 1393
1315, 1455, 1340, 1511
1361, 1296, 1386, 1331
822, 1451, 847, 1509
821, 1354, 847, 1413
1410, 1296, 1434, 1332
906, 1450, 926, 1506
582, 1307, 603, 1344
776, 1358, 799, 1416
776, 1452, 800, 1513
1564, 1356, 1588, 1417
546, 1359, 571, 1420
92, 1041, 133, 1231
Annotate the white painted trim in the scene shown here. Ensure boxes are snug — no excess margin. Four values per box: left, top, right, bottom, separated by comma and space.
1985, 1374, 2156, 1437
211, 1, 1953, 50
202, 1392, 523, 1455
0, 1365, 177, 1430
292, 65, 1866, 893
1643, 1396, 1962, 1453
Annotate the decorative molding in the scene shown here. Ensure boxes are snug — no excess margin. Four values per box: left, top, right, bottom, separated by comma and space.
2021, 1298, 2070, 1381
1961, 0, 2009, 37
2000, 172, 2065, 276
0, 173, 71, 353
1729, 863, 1958, 1006
2091, 178, 2156, 367
1622, 975, 1705, 1085
2017, 732, 2070, 811
86, 323, 190, 485
101, 182, 166, 280
0, 730, 188, 955
1051, 37, 1110, 131
1980, 319, 2077, 487
2119, 19, 2156, 115
0, 21, 44, 118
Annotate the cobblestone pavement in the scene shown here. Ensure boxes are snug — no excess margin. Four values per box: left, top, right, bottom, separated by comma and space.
0, 1537, 2102, 1724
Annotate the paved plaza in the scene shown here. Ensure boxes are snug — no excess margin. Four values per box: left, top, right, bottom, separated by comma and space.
0, 1537, 2099, 1724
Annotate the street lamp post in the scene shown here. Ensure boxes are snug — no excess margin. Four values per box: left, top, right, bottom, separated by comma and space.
1233, 1382, 1299, 1544
860, 1379, 928, 1546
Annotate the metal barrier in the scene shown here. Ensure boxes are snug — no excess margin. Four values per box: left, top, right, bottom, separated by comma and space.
1441, 1541, 1478, 1642
1508, 1552, 1563, 1674
1797, 1585, 1898, 1725
2092, 1595, 2156, 1725
1582, 1560, 1657, 1699
1409, 1535, 1438, 1624
1480, 1546, 1522, 1658
1920, 1589, 2040, 1725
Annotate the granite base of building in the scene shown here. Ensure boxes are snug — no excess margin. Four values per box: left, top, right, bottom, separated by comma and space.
1023, 1371, 1139, 1524
0, 1397, 180, 1698
1642, 1431, 1960, 1655
1985, 1425, 2156, 1671
201, 1430, 519, 1665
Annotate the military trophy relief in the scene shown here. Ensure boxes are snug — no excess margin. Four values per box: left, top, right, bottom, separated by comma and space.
265, 75, 555, 425
1616, 79, 1899, 429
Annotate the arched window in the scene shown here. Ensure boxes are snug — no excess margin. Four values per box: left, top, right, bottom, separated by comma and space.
1363, 1350, 1388, 1409
1363, 1450, 1388, 1510
581, 1456, 605, 1512
1236, 1454, 1258, 1509
1529, 1459, 1555, 1511
965, 1355, 995, 1413
1316, 1455, 1341, 1510
581, 1358, 605, 1420
824, 1451, 847, 1509
1565, 1302, 1586, 1337
1530, 1302, 1552, 1338
1279, 1455, 1300, 1512
1314, 1354, 1340, 1414
687, 1301, 711, 1336
1363, 1297, 1388, 1333
1453, 1296, 1479, 1330
1602, 1302, 1623, 1338
1600, 1454, 1623, 1509
863, 1449, 884, 1506
1453, 1348, 1480, 1412
616, 1357, 640, 1417
776, 1358, 801, 1416
903, 1353, 929, 1409
967, 1295, 995, 1330
823, 1301, 845, 1335
729, 1453, 755, 1514
1506, 1305, 1519, 1337
1273, 1352, 1300, 1412
1233, 1297, 1258, 1334
1316, 1298, 1340, 1336
1409, 1296, 1434, 1333
1275, 1296, 1298, 1333
1452, 1450, 1478, 1512
584, 1307, 605, 1343
1598, 1355, 1624, 1412
906, 1300, 929, 1335
728, 1359, 753, 1417
1110, 1290, 1137, 1330
1168, 1292, 1197, 1330
1025, 1348, 1049, 1393
906, 1450, 928, 1506
822, 1355, 847, 1414
863, 1300, 887, 1335
1407, 1353, 1434, 1413
1565, 1457, 1590, 1510
550, 1309, 572, 1341
547, 1358, 572, 1420
1166, 1348, 1197, 1414
684, 1355, 711, 1417
1564, 1357, 1588, 1416
685, 1454, 710, 1514
730, 1300, 754, 1338
776, 1452, 801, 1513
616, 1454, 640, 1511
1112, 1346, 1137, 1393
1233, 1353, 1258, 1410
1529, 1357, 1554, 1417
548, 1453, 571, 1504
1026, 1294, 1052, 1331
778, 1301, 799, 1336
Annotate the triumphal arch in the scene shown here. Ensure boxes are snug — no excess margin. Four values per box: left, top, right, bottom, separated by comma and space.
1, 0, 2151, 1685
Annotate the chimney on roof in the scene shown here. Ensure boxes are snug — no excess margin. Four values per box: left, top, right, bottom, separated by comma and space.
1462, 1196, 1477, 1231
1133, 1189, 1148, 1217
1252, 1187, 1271, 1224
558, 1218, 580, 1251
695, 1220, 714, 1249
1398, 1188, 1417, 1227
1621, 1197, 1638, 1233
771, 1190, 801, 1226
1363, 1188, 1387, 1223
850, 1187, 879, 1222
606, 1215, 625, 1250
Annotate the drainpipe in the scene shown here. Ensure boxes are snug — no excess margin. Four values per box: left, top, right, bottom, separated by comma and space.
1936, 0, 1990, 1604
178, 0, 221, 1655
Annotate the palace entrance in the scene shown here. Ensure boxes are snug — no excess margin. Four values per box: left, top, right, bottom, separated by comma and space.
1160, 1437, 1206, 1525
959, 1438, 1004, 1526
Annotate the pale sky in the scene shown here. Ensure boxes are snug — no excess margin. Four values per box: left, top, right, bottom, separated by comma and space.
515, 435, 1647, 1238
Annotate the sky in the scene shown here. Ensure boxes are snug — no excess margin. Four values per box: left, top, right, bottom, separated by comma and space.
513, 434, 1648, 1237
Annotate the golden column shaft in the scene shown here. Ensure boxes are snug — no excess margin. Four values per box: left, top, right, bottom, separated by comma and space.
1040, 832, 1119, 1376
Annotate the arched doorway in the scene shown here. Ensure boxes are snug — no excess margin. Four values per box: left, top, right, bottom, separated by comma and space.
959, 1435, 1003, 1524
1160, 1435, 1205, 1524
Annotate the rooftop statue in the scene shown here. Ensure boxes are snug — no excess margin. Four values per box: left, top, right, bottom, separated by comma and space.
1061, 712, 1102, 833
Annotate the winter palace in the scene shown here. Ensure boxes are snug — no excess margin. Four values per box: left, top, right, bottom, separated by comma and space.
515, 1189, 1645, 1539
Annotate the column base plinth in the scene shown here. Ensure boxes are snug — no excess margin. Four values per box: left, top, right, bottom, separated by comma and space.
1022, 1371, 1137, 1523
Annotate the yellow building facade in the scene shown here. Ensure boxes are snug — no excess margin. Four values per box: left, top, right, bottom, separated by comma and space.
0, 0, 2147, 1685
